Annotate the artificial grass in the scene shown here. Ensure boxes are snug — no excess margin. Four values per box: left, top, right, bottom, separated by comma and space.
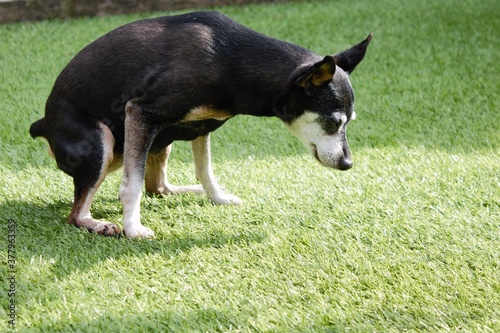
1, 0, 499, 331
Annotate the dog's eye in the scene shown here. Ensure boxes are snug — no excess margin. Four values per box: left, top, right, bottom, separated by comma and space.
319, 117, 341, 134
327, 114, 342, 127
319, 112, 347, 134
333, 117, 342, 127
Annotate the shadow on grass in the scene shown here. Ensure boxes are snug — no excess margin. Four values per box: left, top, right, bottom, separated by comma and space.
2, 197, 266, 279
4, 198, 349, 332
31, 307, 340, 333
32, 304, 341, 332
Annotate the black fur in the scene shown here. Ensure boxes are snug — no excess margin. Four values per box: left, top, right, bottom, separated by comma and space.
31, 12, 370, 159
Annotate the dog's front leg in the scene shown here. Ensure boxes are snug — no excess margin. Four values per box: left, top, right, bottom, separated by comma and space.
192, 134, 243, 205
120, 101, 159, 238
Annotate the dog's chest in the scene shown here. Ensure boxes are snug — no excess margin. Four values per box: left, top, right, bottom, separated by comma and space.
149, 119, 227, 154
148, 105, 234, 153
175, 119, 227, 137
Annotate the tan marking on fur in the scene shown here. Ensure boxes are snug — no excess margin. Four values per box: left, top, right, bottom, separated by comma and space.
107, 156, 123, 173
98, 122, 115, 170
47, 146, 55, 159
298, 57, 336, 88
145, 145, 170, 194
38, 137, 55, 159
145, 145, 205, 196
181, 106, 233, 122
310, 61, 335, 86
95, 122, 124, 173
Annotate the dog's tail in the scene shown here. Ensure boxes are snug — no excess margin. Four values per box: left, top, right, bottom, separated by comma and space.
29, 118, 45, 139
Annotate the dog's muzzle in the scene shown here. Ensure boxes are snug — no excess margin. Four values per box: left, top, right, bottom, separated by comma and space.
311, 143, 352, 170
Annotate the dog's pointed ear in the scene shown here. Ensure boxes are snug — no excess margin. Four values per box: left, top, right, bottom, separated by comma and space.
294, 55, 336, 95
333, 33, 372, 74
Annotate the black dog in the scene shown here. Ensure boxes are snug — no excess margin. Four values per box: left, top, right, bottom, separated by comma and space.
30, 11, 371, 238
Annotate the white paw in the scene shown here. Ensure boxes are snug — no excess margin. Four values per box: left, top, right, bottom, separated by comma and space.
168, 184, 205, 195
210, 193, 243, 206
124, 224, 155, 239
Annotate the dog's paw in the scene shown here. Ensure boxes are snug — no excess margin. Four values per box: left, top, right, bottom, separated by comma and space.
124, 224, 155, 239
210, 193, 243, 206
71, 217, 122, 237
94, 222, 122, 237
168, 184, 205, 195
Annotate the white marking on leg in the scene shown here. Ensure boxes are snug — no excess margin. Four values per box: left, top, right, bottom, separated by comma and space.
72, 186, 97, 221
191, 134, 242, 205
120, 101, 155, 238
167, 183, 205, 195
120, 171, 152, 238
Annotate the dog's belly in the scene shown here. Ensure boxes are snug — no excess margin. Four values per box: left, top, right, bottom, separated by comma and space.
149, 119, 226, 154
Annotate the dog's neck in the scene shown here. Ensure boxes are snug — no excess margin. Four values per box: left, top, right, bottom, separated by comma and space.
218, 34, 320, 118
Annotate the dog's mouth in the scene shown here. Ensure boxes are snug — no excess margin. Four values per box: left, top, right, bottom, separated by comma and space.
309, 143, 351, 170
310, 144, 321, 163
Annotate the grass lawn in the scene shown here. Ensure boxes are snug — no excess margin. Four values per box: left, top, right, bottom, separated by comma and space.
1, 0, 499, 331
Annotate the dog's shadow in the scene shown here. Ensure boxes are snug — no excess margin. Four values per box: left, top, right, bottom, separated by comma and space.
2, 196, 266, 283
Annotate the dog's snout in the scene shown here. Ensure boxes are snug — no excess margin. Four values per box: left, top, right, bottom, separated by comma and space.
338, 141, 352, 170
337, 157, 353, 170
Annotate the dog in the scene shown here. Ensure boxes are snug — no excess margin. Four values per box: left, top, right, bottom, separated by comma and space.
29, 11, 371, 238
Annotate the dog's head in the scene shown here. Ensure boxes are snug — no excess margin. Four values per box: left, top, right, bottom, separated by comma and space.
275, 34, 372, 170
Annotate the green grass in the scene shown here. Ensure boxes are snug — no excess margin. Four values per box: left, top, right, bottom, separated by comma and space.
1, 0, 499, 331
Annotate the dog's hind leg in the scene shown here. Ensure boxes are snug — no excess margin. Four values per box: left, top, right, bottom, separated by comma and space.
65, 122, 121, 236
145, 144, 205, 196
192, 134, 243, 205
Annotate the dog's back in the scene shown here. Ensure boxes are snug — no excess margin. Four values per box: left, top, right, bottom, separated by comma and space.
61, 11, 316, 114
32, 11, 316, 151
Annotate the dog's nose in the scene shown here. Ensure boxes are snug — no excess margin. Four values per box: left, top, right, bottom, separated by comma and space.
337, 157, 353, 170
